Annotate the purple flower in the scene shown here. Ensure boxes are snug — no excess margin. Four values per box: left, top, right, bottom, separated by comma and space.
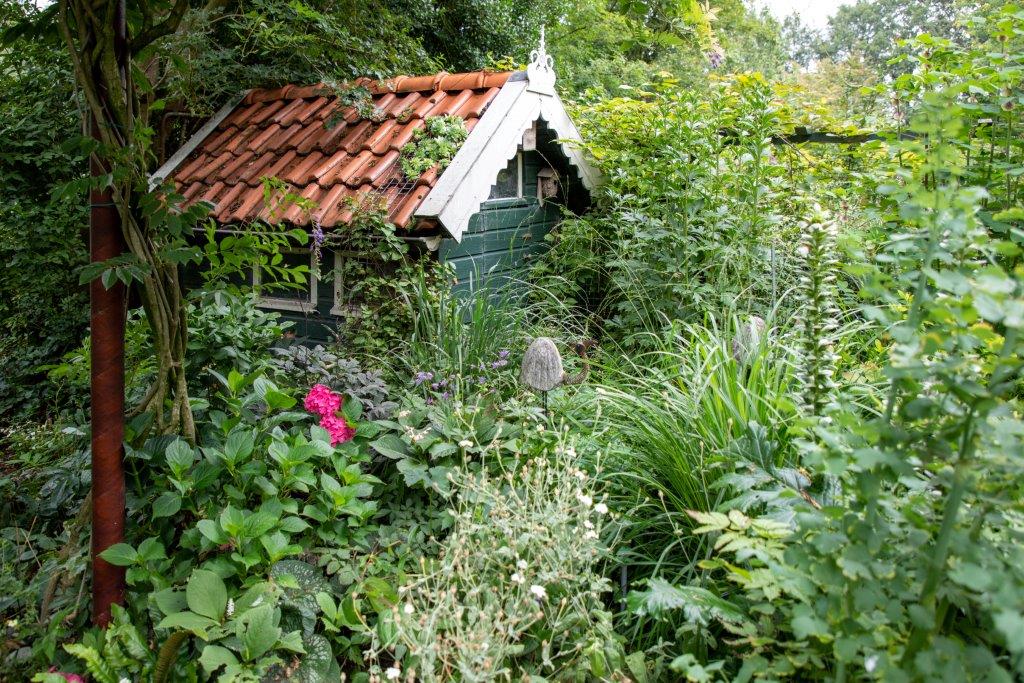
498, 349, 510, 359
441, 391, 451, 400
312, 223, 325, 248
477, 376, 487, 384
414, 371, 434, 386
707, 49, 725, 69
490, 359, 508, 369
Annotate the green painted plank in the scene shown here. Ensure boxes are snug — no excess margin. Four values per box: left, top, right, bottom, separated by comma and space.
440, 221, 556, 260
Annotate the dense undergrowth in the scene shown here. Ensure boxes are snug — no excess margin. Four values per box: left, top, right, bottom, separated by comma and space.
2, 1, 1024, 681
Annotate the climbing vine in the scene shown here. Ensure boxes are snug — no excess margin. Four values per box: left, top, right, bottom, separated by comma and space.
319, 192, 447, 356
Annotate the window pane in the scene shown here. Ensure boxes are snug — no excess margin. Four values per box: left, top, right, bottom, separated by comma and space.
488, 156, 519, 199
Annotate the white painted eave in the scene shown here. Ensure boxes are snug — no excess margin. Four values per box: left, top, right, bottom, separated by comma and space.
415, 70, 601, 243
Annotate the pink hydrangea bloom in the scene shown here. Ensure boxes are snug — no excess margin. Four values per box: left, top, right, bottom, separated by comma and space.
320, 413, 356, 446
304, 384, 342, 417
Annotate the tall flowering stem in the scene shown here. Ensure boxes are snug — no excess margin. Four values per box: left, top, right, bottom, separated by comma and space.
795, 204, 840, 417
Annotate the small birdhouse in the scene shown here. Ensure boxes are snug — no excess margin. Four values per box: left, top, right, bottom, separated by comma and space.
537, 168, 559, 204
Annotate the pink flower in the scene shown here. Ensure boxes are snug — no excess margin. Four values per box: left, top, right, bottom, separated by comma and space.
320, 413, 355, 445
303, 384, 354, 445
304, 384, 342, 417
47, 670, 85, 683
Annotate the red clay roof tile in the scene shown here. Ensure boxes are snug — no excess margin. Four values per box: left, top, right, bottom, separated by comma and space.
171, 70, 513, 230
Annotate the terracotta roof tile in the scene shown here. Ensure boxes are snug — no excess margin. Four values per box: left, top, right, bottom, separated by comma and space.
170, 69, 514, 230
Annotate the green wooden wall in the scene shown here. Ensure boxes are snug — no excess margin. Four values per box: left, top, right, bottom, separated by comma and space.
438, 149, 561, 295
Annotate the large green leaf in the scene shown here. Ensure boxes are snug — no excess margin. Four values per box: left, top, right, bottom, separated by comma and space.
156, 611, 219, 638
240, 604, 280, 661
186, 569, 228, 621
295, 634, 333, 682
199, 644, 238, 676
152, 492, 182, 519
370, 434, 409, 460
98, 543, 138, 567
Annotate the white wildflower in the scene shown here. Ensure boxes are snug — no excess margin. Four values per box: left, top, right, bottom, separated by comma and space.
225, 598, 235, 618
583, 519, 594, 529
865, 655, 878, 673
458, 439, 474, 448
594, 502, 608, 515
529, 584, 547, 599
511, 572, 525, 584
584, 530, 598, 540
516, 559, 528, 570
398, 410, 411, 418
536, 424, 545, 432
577, 493, 593, 508
403, 603, 414, 615
385, 666, 402, 681
119, 678, 131, 683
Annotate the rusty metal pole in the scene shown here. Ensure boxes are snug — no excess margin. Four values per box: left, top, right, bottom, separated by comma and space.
89, 0, 128, 628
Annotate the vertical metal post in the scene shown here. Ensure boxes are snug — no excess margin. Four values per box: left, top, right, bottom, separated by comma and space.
89, 115, 127, 628
89, 0, 128, 628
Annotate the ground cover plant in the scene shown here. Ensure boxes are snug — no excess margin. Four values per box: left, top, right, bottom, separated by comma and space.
2, 0, 1024, 681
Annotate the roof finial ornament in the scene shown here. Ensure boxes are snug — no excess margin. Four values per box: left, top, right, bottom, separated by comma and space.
527, 25, 556, 94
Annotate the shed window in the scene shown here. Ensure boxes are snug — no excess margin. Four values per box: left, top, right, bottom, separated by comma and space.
330, 251, 367, 315
253, 249, 316, 314
488, 153, 522, 200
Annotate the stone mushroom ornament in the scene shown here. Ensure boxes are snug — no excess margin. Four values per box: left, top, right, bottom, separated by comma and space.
520, 338, 596, 409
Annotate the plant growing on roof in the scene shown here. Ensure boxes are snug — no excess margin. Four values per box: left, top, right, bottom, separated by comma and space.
399, 115, 468, 179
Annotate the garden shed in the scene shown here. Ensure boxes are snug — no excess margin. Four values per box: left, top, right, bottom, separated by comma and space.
154, 43, 600, 341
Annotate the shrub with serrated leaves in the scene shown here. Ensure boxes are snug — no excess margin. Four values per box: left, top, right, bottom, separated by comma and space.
29, 369, 401, 680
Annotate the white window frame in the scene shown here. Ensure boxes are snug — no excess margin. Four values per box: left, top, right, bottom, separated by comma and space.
253, 248, 317, 314
330, 250, 364, 316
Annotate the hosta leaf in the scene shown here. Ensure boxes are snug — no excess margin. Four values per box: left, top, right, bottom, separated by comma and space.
186, 569, 228, 621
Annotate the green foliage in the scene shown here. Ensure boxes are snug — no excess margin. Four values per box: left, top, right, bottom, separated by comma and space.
399, 115, 468, 179
269, 345, 397, 420
370, 434, 624, 681
0, 0, 87, 420
537, 75, 809, 344
624, 11, 1024, 679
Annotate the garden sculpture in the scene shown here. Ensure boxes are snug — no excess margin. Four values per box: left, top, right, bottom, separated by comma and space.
520, 338, 596, 410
